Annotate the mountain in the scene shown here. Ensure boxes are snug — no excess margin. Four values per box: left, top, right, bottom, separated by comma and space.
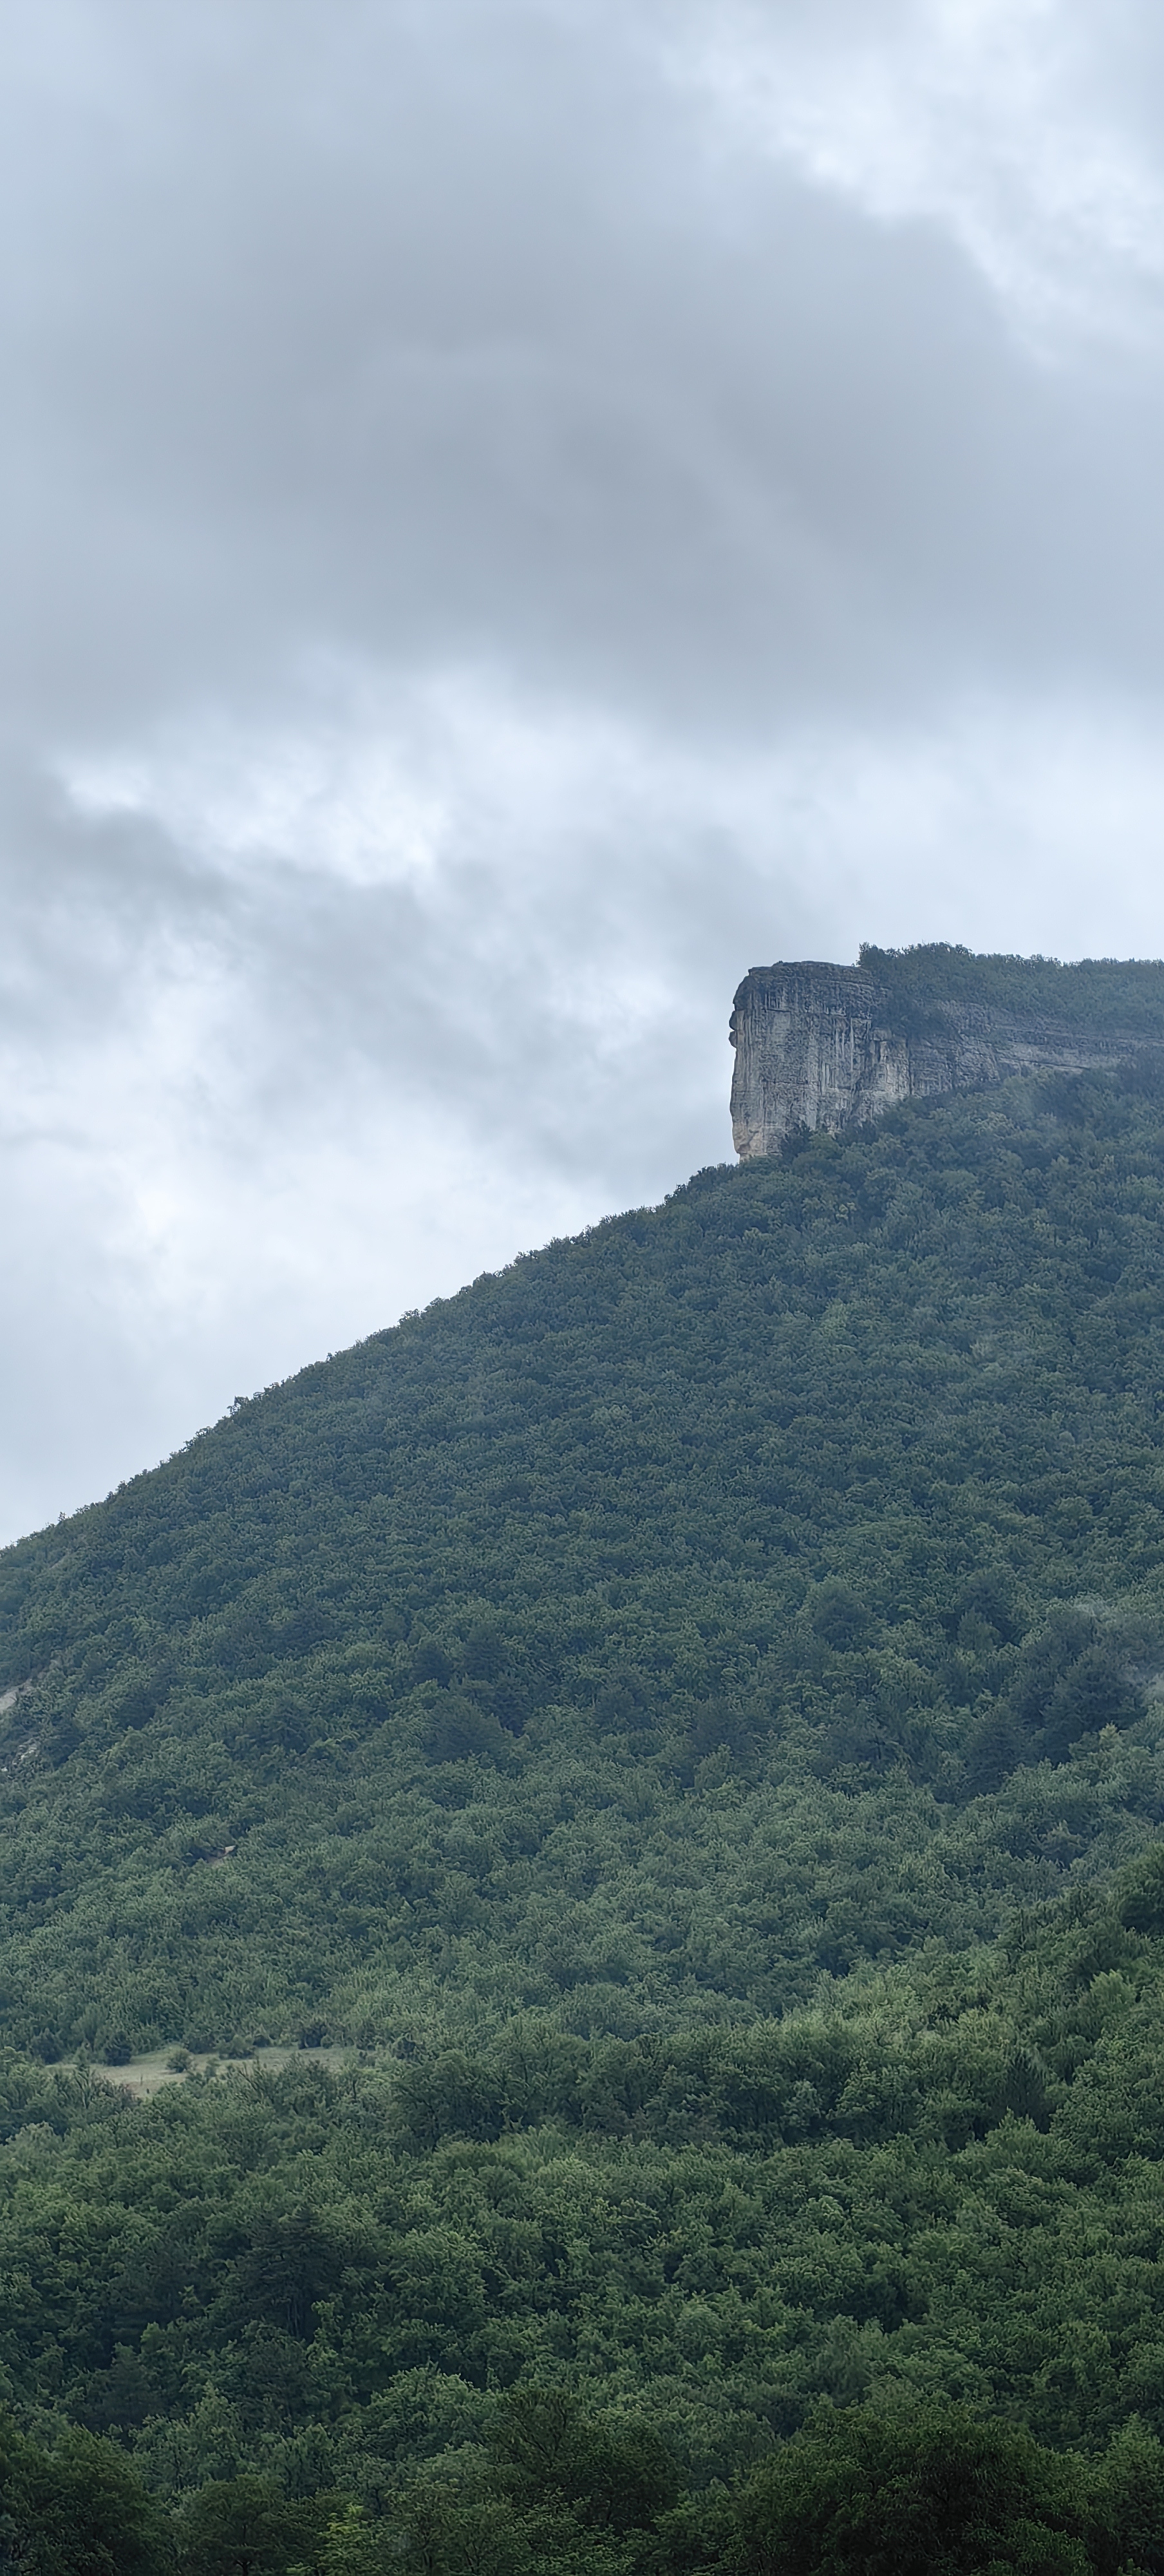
3, 1054, 1164, 2062
5, 1056, 1164, 2567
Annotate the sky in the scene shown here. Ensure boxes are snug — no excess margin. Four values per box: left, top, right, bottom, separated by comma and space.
5, 0, 1164, 1542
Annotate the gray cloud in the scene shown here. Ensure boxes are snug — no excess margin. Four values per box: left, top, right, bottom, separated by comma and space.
3, 0, 1164, 1538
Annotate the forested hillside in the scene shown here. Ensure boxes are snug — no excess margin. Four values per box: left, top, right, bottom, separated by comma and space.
6, 1059, 1164, 2566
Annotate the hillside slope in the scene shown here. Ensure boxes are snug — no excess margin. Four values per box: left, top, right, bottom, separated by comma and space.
2, 1061, 1164, 2060
7, 1064, 1164, 2563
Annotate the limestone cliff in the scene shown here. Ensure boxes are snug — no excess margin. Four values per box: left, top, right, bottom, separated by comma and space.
729, 947, 1164, 1158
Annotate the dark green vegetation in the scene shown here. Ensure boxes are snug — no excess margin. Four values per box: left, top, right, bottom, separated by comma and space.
6, 1059, 1164, 2060
6, 1055, 1164, 2563
858, 938, 1164, 1035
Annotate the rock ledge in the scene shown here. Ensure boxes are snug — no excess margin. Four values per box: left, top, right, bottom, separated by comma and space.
729, 948, 1164, 1158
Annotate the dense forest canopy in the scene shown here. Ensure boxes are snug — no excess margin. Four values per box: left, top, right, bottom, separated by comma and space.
857, 940, 1164, 1031
5, 1058, 1164, 2564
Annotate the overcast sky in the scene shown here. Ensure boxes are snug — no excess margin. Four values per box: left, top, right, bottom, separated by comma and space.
5, 0, 1164, 1540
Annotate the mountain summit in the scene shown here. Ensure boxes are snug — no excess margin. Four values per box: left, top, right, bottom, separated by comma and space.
730, 943, 1164, 1155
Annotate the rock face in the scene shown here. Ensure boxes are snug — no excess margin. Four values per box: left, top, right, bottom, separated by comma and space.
729, 952, 1164, 1158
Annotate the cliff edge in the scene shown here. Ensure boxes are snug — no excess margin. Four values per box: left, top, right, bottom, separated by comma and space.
730, 945, 1164, 1158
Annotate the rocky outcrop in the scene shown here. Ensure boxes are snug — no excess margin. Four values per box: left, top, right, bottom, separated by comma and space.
729, 953, 1164, 1159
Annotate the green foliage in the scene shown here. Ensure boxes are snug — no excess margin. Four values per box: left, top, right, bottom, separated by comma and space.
3, 1068, 1164, 2058
0, 2410, 165, 2572
3, 1066, 1164, 2560
491, 2386, 679, 2530
858, 942, 1164, 1037
737, 2403, 1096, 2575
174, 2474, 327, 2574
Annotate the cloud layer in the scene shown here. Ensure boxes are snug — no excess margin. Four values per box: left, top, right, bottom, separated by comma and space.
3, 0, 1164, 1538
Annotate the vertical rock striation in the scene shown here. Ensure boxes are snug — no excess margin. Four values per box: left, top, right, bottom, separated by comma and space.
729, 949, 1164, 1158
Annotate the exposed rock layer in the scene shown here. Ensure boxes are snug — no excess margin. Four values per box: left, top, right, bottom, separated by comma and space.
730, 955, 1164, 1158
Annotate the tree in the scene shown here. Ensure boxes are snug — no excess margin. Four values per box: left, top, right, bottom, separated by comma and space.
176, 2475, 328, 2576
0, 2414, 165, 2575
737, 2404, 1091, 2576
